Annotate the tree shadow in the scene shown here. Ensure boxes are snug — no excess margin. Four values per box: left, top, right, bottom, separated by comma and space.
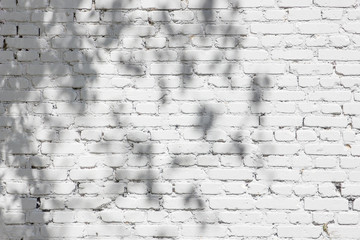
0, 0, 274, 238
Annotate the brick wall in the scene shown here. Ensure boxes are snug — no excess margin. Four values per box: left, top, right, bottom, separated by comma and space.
1, 0, 360, 238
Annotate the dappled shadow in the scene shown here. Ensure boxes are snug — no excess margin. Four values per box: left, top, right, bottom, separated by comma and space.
0, 0, 274, 238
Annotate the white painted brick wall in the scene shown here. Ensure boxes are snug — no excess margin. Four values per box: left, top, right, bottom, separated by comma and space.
0, 0, 360, 238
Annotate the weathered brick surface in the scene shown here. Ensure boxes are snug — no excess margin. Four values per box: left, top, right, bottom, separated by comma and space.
0, 0, 360, 239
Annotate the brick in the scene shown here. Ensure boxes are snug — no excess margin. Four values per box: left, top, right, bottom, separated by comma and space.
86, 225, 130, 237
291, 63, 333, 75
145, 38, 166, 48
50, 0, 92, 9
168, 143, 211, 154
336, 64, 360, 75
116, 197, 160, 209
189, 0, 228, 8
0, 91, 40, 101
76, 11, 100, 22
142, 0, 181, 9
160, 24, 202, 35
260, 116, 303, 127
205, 25, 248, 35
230, 225, 273, 237
304, 198, 348, 210
251, 23, 294, 34
116, 169, 160, 180
311, 103, 336, 113
275, 130, 295, 141
304, 116, 347, 128
288, 9, 321, 20
96, 0, 141, 9
163, 168, 206, 180
41, 225, 85, 237
302, 170, 346, 181
257, 169, 300, 181
43, 89, 76, 101
3, 212, 26, 224
135, 225, 178, 237
351, 146, 360, 156
67, 197, 112, 209
272, 49, 313, 60
344, 22, 360, 33
0, 25, 17, 35
181, 50, 223, 61
263, 91, 305, 100
319, 49, 360, 61
353, 199, 360, 210
18, 0, 48, 8
133, 50, 177, 62
277, 226, 322, 238
337, 212, 359, 224
41, 143, 85, 154
52, 37, 94, 49
74, 63, 145, 75
213, 143, 256, 154
172, 11, 194, 21
163, 197, 205, 210
256, 197, 300, 209
344, 103, 360, 115
150, 64, 192, 75
209, 197, 255, 210
243, 63, 286, 74
293, 184, 317, 197
226, 49, 269, 60
231, 0, 275, 8
182, 225, 227, 237
298, 23, 339, 34
278, 0, 312, 7
87, 143, 129, 153
309, 91, 351, 101
260, 144, 301, 155
69, 169, 112, 181
327, 226, 360, 238
208, 169, 253, 180
196, 63, 240, 74
315, 0, 356, 7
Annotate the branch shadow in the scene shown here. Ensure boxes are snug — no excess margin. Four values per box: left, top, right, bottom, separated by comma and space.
0, 0, 274, 238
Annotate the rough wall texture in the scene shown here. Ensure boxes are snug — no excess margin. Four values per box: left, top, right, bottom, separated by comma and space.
1, 0, 360, 239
